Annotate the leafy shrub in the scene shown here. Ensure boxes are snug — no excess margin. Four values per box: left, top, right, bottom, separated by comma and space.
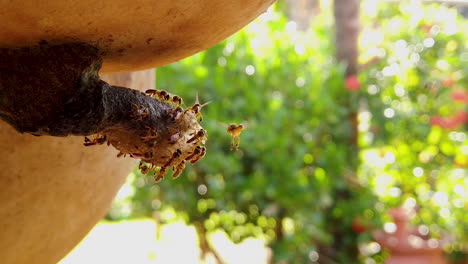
110, 2, 467, 263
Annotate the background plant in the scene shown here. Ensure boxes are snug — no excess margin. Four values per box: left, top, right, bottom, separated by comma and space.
108, 1, 467, 263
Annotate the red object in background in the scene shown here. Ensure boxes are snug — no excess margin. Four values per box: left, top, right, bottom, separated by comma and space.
430, 115, 457, 130
352, 218, 367, 234
451, 89, 468, 103
421, 23, 434, 33
430, 116, 443, 127
430, 111, 467, 130
345, 75, 360, 91
441, 78, 456, 87
455, 111, 467, 124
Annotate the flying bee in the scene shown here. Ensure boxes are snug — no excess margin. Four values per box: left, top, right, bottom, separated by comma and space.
185, 94, 211, 121
83, 135, 107, 146
187, 129, 206, 144
145, 89, 171, 101
227, 124, 244, 150
190, 146, 206, 163
130, 104, 149, 120
172, 160, 186, 179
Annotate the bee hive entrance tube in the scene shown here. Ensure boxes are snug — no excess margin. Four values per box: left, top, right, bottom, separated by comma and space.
0, 42, 207, 180
0, 70, 151, 264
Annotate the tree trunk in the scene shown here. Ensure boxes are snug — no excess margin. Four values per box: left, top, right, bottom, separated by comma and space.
327, 0, 361, 262
334, 0, 360, 77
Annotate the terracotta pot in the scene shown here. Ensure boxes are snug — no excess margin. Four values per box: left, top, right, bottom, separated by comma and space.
374, 208, 448, 264
0, 70, 154, 264
0, 0, 274, 73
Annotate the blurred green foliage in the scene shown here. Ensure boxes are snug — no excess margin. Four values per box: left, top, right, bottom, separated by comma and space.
359, 2, 468, 259
108, 1, 467, 263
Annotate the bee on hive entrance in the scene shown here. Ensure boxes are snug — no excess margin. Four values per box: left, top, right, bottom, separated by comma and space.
189, 146, 206, 163
130, 104, 149, 121
83, 135, 108, 146
187, 129, 206, 144
172, 160, 187, 179
171, 95, 183, 107
170, 107, 184, 122
185, 94, 211, 122
145, 89, 171, 101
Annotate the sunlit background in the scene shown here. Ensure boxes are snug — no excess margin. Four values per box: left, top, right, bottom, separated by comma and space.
61, 0, 467, 263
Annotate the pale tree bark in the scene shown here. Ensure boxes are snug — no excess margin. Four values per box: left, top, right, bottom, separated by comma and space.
285, 0, 321, 31
334, 0, 360, 77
